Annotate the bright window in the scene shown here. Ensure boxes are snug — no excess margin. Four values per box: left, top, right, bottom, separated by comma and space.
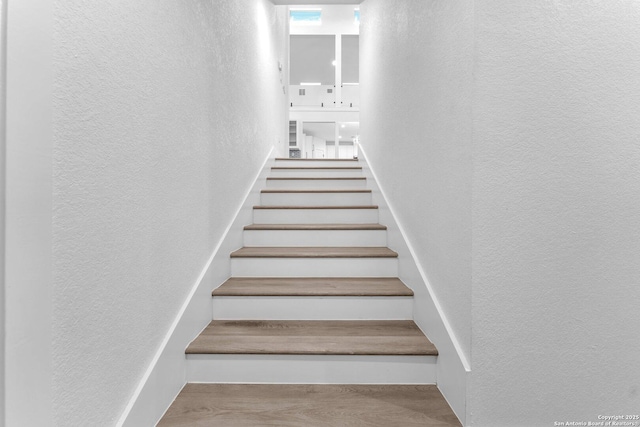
290, 9, 322, 25
354, 9, 360, 25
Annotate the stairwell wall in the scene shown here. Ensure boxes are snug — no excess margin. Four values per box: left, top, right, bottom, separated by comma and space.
52, 1, 287, 425
362, 0, 640, 425
0, 3, 5, 425
359, 0, 474, 410
470, 2, 640, 424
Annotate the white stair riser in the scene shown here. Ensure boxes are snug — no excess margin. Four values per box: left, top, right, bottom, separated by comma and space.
266, 179, 367, 189
274, 160, 359, 168
186, 354, 437, 384
270, 169, 363, 178
212, 296, 413, 320
230, 257, 398, 277
243, 229, 387, 247
260, 192, 372, 206
254, 208, 378, 224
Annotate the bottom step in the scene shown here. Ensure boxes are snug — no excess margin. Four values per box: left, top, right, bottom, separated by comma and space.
159, 384, 461, 426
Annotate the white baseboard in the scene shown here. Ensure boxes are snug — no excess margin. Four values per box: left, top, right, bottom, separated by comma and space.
357, 147, 469, 426
116, 148, 275, 427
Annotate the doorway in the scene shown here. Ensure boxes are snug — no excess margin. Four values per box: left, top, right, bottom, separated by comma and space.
287, 5, 360, 159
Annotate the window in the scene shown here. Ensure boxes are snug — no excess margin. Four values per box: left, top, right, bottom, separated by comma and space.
354, 9, 360, 25
290, 9, 322, 25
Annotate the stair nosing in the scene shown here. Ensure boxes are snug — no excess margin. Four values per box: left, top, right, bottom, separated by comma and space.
275, 158, 358, 161
271, 166, 363, 170
261, 189, 371, 194
267, 177, 366, 180
186, 320, 438, 356
213, 277, 413, 297
244, 223, 387, 230
254, 205, 378, 209
186, 348, 436, 356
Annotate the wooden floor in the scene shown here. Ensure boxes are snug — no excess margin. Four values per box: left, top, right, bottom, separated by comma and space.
158, 384, 461, 426
185, 320, 437, 355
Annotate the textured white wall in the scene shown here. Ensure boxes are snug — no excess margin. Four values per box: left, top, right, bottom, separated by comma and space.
360, 0, 473, 361
4, 0, 53, 425
52, 1, 286, 425
362, 0, 640, 424
471, 1, 640, 424
0, 2, 5, 424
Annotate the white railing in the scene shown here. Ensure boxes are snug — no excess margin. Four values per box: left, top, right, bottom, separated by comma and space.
341, 84, 360, 108
290, 84, 360, 108
290, 85, 336, 107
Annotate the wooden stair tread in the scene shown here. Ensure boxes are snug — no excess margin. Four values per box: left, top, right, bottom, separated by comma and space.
267, 177, 366, 180
213, 277, 413, 296
272, 166, 362, 170
254, 205, 378, 209
158, 384, 461, 426
230, 247, 398, 258
275, 158, 358, 161
244, 223, 387, 230
186, 320, 437, 355
261, 189, 371, 193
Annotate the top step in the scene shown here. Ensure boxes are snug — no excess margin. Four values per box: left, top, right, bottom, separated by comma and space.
275, 158, 359, 168
275, 158, 358, 161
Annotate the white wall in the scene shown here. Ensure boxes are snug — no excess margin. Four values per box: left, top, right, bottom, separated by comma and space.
52, 1, 286, 425
471, 1, 640, 424
4, 0, 53, 425
360, 2, 473, 422
312, 136, 327, 158
360, 0, 473, 363
363, 0, 640, 425
0, 1, 5, 424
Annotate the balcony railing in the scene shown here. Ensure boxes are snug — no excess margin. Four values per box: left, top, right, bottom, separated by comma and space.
290, 84, 359, 108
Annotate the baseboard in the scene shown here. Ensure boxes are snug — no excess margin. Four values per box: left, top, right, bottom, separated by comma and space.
117, 148, 275, 427
357, 147, 469, 426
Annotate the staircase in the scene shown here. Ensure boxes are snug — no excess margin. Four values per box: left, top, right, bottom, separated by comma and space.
158, 158, 461, 426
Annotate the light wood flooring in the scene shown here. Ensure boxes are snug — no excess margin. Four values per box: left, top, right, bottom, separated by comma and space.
243, 224, 387, 230
230, 247, 398, 258
158, 384, 461, 426
185, 320, 437, 355
213, 277, 413, 297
